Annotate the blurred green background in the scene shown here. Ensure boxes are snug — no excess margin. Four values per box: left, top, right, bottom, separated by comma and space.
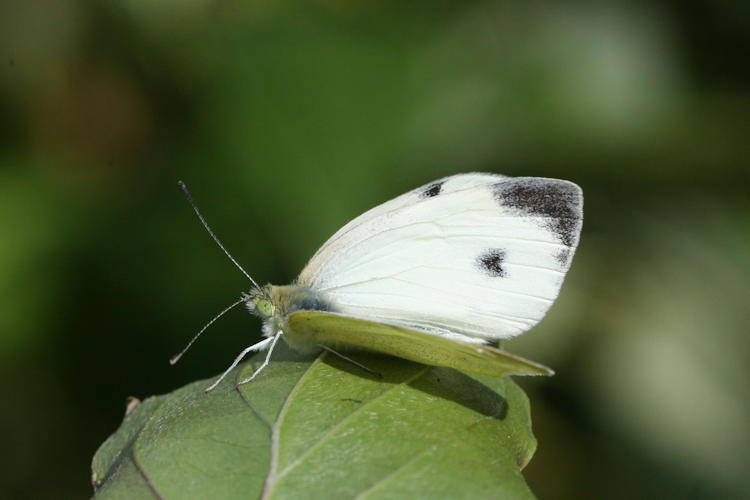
1, 1, 748, 498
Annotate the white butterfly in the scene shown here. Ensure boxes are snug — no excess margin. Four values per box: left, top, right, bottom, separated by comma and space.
172, 173, 583, 391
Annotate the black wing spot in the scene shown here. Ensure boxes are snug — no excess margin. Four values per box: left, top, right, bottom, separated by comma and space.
420, 181, 445, 198
477, 248, 507, 278
555, 248, 571, 266
492, 178, 582, 246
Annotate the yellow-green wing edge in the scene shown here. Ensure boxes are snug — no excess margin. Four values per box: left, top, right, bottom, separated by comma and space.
287, 311, 553, 377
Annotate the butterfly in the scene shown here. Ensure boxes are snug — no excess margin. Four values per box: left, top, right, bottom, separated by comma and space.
171, 173, 583, 391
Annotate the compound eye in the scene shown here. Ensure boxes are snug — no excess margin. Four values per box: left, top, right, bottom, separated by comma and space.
256, 299, 273, 317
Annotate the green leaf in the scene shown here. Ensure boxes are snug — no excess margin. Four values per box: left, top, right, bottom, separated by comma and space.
92, 345, 539, 499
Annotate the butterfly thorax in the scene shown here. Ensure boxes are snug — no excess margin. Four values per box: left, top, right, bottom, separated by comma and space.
247, 284, 333, 349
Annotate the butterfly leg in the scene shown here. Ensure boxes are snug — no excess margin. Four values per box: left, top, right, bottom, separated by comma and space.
318, 344, 382, 378
204, 335, 275, 392
236, 330, 284, 387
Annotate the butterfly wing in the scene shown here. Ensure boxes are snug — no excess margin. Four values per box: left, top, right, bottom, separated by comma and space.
287, 310, 553, 376
296, 173, 583, 342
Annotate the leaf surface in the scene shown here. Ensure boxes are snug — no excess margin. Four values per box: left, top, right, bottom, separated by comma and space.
92, 346, 538, 499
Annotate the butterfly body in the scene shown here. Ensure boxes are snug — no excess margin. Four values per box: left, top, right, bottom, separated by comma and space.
248, 284, 333, 353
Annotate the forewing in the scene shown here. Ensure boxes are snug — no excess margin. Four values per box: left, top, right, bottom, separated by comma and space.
288, 311, 552, 376
297, 173, 583, 340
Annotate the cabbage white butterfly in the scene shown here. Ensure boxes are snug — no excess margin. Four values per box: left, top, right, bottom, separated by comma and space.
172, 173, 583, 391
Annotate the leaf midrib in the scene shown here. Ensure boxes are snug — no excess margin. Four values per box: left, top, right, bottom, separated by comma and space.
259, 353, 327, 500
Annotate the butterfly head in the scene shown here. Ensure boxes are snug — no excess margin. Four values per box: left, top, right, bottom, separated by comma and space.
244, 287, 276, 320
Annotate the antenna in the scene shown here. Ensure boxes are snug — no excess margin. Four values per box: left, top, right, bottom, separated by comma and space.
170, 294, 248, 365
178, 181, 262, 291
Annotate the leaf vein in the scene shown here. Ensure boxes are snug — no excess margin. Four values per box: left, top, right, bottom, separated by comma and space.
357, 416, 497, 499
236, 379, 273, 429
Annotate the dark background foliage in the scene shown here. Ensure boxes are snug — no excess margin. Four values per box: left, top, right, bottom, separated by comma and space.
1, 1, 747, 498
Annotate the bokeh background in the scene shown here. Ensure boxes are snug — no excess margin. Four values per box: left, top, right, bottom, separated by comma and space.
1, 1, 748, 498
